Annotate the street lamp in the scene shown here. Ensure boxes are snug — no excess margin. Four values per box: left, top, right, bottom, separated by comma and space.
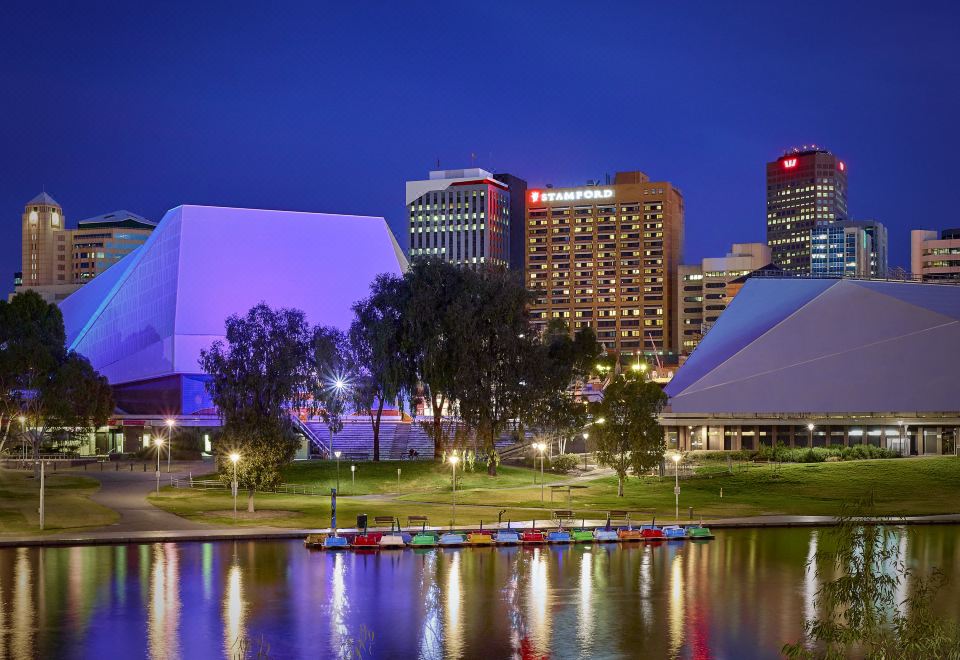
535, 442, 547, 503
18, 416, 26, 462
449, 454, 459, 526
582, 431, 589, 471
351, 464, 355, 489
807, 423, 815, 448
671, 453, 681, 520
334, 450, 342, 492
154, 437, 164, 494
229, 452, 240, 520
165, 418, 175, 473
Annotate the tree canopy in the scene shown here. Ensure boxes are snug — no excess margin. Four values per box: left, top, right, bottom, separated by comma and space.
591, 373, 668, 496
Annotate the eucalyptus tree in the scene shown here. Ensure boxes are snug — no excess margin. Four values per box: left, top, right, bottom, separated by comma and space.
200, 303, 312, 512
401, 258, 470, 459
348, 273, 408, 461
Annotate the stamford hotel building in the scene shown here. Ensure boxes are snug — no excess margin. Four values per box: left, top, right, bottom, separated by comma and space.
525, 171, 684, 358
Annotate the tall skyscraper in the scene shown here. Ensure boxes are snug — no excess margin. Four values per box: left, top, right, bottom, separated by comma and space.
525, 171, 684, 358
14, 193, 154, 302
492, 172, 528, 272
766, 147, 848, 275
849, 219, 889, 278
406, 168, 521, 268
678, 243, 772, 354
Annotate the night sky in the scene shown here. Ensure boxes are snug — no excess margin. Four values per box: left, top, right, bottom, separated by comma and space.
2, 1, 958, 298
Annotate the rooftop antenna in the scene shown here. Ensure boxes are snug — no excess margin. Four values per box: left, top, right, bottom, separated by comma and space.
436, 157, 441, 169
470, 152, 477, 167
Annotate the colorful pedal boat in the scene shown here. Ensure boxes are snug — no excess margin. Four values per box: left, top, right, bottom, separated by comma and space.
493, 530, 521, 545
304, 533, 326, 549
411, 532, 437, 547
617, 528, 643, 541
351, 533, 382, 548
323, 535, 350, 549
572, 530, 595, 543
593, 528, 620, 542
687, 526, 714, 540
641, 526, 665, 541
378, 534, 406, 548
663, 525, 687, 540
546, 530, 572, 543
439, 532, 465, 547
520, 530, 546, 544
466, 532, 494, 545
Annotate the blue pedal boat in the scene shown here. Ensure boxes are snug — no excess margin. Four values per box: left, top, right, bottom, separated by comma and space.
662, 525, 687, 540
439, 532, 465, 547
547, 530, 572, 543
593, 528, 620, 542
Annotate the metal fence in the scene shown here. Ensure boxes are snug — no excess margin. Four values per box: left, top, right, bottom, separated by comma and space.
171, 477, 325, 496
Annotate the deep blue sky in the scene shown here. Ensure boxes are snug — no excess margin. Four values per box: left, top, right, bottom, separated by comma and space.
2, 1, 958, 297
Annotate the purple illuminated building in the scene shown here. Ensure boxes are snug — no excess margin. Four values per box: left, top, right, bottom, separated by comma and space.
59, 205, 406, 452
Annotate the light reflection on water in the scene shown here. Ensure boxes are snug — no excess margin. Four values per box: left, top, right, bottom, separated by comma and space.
0, 527, 956, 659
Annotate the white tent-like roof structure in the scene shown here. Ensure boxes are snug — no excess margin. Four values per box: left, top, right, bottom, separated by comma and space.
60, 205, 406, 386
664, 278, 960, 414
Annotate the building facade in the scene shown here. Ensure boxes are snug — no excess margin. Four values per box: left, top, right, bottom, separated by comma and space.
678, 243, 771, 354
662, 278, 960, 455
406, 168, 520, 268
525, 171, 684, 358
911, 229, 960, 281
14, 193, 154, 302
810, 222, 869, 277
766, 148, 848, 275
492, 173, 528, 272
850, 219, 889, 278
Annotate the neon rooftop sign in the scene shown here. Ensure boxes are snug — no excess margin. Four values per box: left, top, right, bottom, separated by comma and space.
783, 158, 798, 169
530, 188, 615, 203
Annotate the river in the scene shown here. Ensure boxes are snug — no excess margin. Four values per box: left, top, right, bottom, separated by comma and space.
0, 526, 958, 659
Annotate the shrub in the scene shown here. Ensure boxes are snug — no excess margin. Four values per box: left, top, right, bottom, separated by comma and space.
550, 454, 580, 473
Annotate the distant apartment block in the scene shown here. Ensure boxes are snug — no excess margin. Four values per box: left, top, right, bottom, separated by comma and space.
911, 228, 960, 281
14, 193, 154, 302
678, 243, 772, 354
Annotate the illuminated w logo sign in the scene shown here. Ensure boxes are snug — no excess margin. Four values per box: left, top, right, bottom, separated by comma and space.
783, 158, 798, 169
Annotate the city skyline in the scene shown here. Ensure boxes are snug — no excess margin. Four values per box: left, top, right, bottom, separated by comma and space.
3, 2, 959, 298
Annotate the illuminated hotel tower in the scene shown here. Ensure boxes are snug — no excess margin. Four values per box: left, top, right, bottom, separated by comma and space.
766, 147, 848, 275
525, 171, 684, 358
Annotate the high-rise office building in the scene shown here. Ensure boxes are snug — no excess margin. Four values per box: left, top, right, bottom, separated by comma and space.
678, 243, 772, 354
766, 147, 848, 275
14, 193, 155, 302
810, 222, 870, 278
526, 171, 684, 358
492, 173, 528, 272
911, 228, 960, 281
406, 168, 521, 268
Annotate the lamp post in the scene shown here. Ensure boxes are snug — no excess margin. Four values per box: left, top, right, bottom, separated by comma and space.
165, 418, 175, 473
154, 437, 164, 495
671, 453, 681, 520
18, 416, 26, 463
397, 467, 401, 495
807, 423, 815, 448
535, 442, 546, 503
582, 432, 589, 471
897, 420, 904, 456
229, 452, 240, 520
329, 377, 347, 457
449, 454, 459, 526
351, 464, 355, 490
39, 459, 45, 530
334, 450, 342, 492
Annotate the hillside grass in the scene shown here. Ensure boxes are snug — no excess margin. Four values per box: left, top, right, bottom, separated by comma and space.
0, 468, 118, 535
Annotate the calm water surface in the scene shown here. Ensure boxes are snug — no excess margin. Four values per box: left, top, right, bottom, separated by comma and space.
0, 527, 958, 659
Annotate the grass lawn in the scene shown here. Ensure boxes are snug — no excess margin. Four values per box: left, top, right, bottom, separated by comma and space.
0, 468, 119, 535
148, 456, 960, 528
279, 459, 566, 495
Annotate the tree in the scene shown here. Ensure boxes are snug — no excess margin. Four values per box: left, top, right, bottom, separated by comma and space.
452, 267, 534, 475
200, 303, 311, 512
307, 326, 350, 457
0, 291, 112, 465
348, 274, 408, 462
401, 258, 470, 459
591, 375, 667, 496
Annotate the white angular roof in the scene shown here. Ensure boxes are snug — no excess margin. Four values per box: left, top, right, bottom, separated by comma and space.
664, 278, 960, 414
59, 205, 406, 385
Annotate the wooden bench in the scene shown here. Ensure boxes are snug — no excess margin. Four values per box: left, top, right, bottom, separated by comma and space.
407, 515, 429, 528
608, 510, 630, 525
373, 516, 397, 529
553, 510, 574, 525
